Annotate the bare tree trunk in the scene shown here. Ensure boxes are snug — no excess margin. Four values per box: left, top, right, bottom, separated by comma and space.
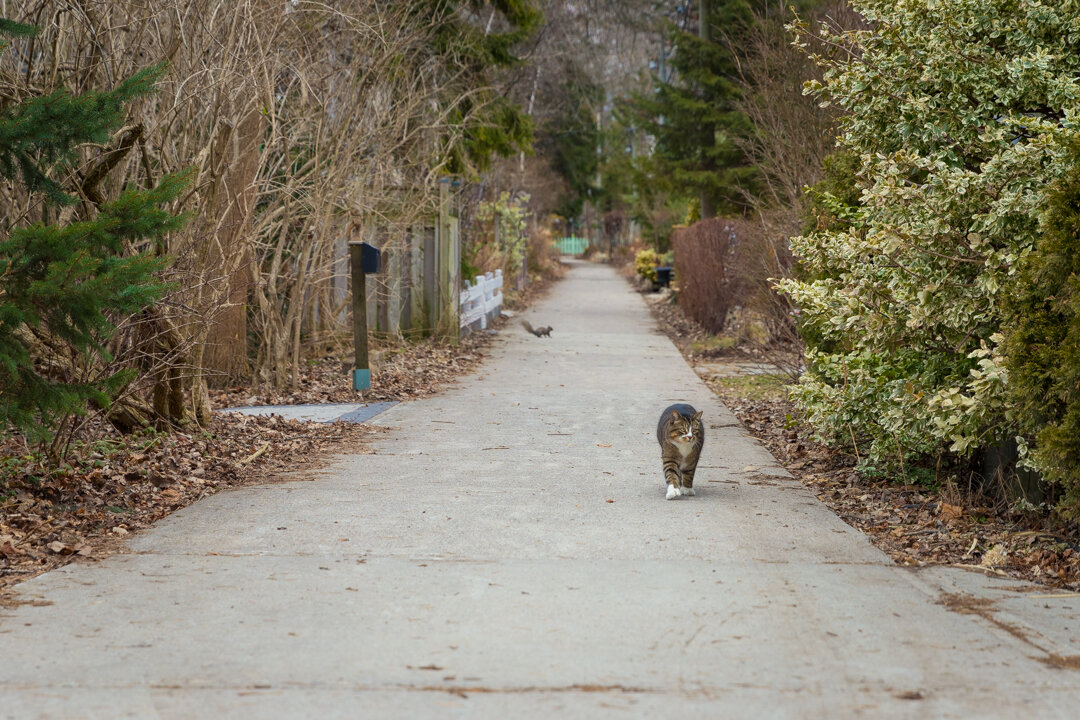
202, 108, 266, 386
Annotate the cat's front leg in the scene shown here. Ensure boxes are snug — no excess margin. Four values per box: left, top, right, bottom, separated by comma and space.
681, 468, 696, 496
662, 459, 683, 499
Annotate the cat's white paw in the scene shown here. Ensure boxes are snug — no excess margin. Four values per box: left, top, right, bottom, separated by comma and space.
682, 487, 696, 496
666, 485, 681, 500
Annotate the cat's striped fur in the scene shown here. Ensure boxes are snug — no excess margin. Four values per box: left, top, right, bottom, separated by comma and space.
656, 403, 704, 500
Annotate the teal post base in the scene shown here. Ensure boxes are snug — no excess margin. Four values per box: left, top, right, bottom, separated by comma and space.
353, 368, 371, 390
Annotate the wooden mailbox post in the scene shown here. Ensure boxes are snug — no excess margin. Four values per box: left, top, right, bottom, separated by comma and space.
349, 241, 381, 390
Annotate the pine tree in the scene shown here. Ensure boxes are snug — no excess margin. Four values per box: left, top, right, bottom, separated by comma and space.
539, 61, 603, 221
0, 20, 187, 446
634, 0, 764, 219
417, 0, 543, 176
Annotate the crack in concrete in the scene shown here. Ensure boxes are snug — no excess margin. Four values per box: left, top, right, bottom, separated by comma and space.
408, 683, 651, 699
937, 592, 1080, 671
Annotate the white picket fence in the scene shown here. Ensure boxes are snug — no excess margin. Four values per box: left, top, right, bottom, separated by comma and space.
460, 270, 503, 332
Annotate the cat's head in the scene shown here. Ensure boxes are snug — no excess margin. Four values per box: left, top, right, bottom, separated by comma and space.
668, 409, 703, 444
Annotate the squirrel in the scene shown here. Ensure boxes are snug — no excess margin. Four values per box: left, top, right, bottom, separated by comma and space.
521, 319, 553, 337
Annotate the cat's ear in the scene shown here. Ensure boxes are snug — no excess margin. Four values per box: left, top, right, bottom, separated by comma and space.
670, 409, 682, 423
692, 411, 703, 422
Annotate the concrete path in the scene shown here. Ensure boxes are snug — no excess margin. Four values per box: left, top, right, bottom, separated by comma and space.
3, 260, 1080, 718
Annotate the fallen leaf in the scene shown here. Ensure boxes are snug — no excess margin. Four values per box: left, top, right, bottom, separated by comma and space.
940, 503, 963, 521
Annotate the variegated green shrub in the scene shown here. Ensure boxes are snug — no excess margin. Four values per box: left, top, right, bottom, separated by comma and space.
779, 1, 1080, 467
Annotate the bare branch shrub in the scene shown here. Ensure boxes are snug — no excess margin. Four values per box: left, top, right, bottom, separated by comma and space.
731, 2, 846, 211
672, 219, 740, 334
673, 214, 801, 374
0, 0, 522, 435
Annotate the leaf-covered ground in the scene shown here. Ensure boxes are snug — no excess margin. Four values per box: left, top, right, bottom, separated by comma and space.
642, 285, 1080, 592
214, 331, 497, 408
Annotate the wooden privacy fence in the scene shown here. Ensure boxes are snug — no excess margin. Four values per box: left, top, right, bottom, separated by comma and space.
344, 181, 513, 339
349, 223, 505, 339
338, 178, 461, 337
460, 270, 504, 332
352, 221, 457, 338
348, 230, 502, 338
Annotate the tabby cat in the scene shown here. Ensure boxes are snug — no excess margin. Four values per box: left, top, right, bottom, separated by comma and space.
656, 403, 704, 500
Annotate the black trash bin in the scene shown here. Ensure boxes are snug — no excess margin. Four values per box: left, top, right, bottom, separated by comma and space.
653, 266, 673, 290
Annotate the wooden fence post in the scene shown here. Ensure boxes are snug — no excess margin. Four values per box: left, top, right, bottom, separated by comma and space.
437, 178, 460, 338
401, 227, 413, 332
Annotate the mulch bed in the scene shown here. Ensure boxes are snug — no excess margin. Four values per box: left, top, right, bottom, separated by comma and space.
642, 282, 1080, 592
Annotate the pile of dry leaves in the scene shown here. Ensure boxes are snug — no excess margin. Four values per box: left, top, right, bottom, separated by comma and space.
643, 282, 1080, 591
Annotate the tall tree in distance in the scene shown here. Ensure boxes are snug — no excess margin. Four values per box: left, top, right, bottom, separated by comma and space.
632, 0, 763, 219
422, 0, 544, 176
537, 59, 602, 223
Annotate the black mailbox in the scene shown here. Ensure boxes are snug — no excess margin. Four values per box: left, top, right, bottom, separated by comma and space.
360, 241, 381, 273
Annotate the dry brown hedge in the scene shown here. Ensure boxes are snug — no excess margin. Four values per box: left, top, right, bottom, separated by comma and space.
672, 215, 795, 340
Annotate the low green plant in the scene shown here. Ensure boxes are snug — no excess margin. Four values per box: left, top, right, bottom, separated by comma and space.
690, 335, 738, 355
634, 248, 661, 282
739, 322, 769, 346
712, 373, 788, 402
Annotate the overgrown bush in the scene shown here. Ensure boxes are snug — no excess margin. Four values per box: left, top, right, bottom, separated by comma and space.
672, 220, 736, 332
525, 225, 563, 279
779, 0, 1080, 469
673, 217, 794, 341
634, 248, 662, 283
1001, 138, 1080, 517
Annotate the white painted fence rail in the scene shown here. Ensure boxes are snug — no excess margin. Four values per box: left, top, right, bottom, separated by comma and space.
460, 269, 503, 332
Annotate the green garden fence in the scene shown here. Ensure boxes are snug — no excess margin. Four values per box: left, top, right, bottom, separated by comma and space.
554, 236, 589, 255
